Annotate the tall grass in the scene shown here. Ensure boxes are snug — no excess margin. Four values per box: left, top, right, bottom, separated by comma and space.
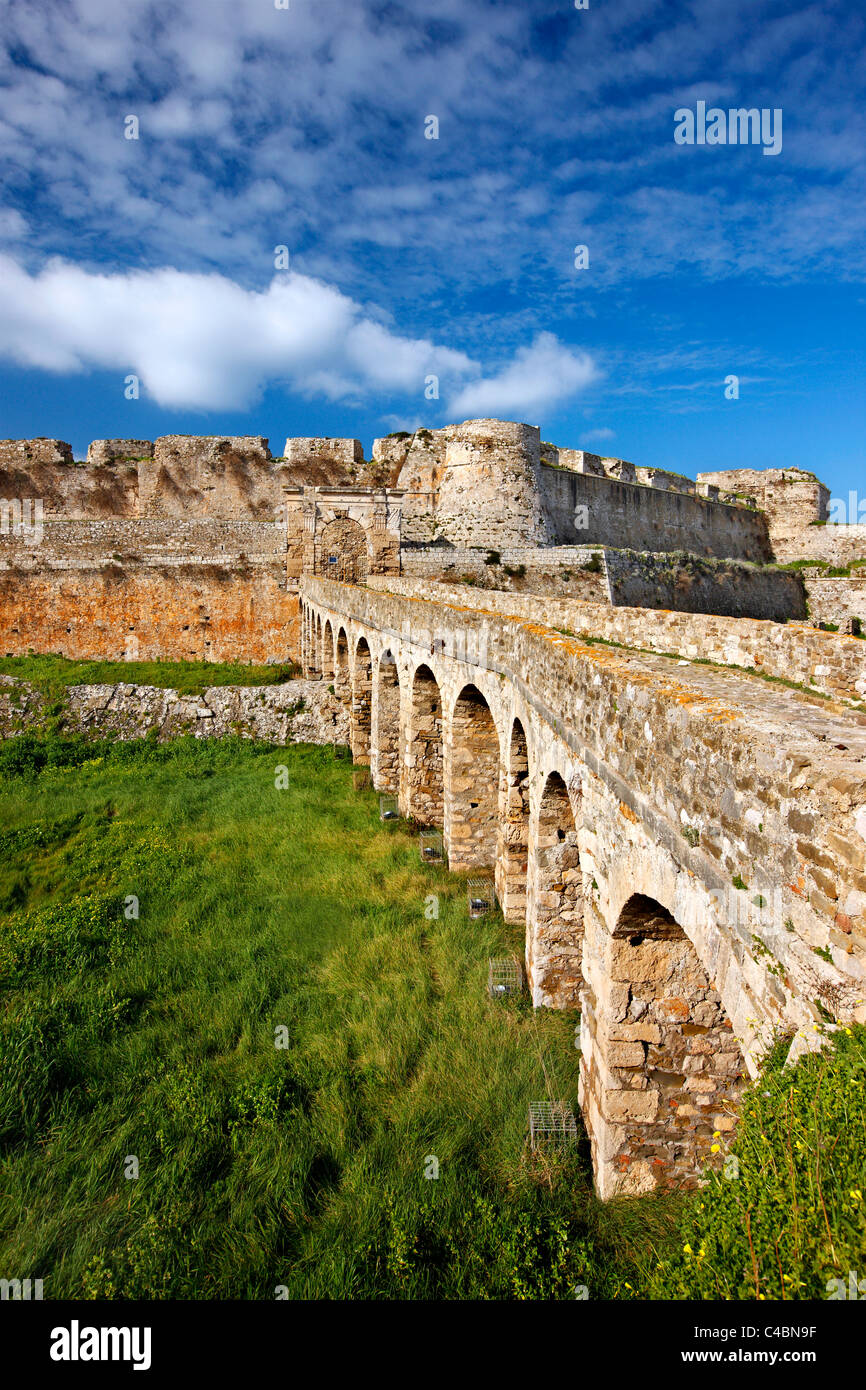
0, 653, 301, 701
0, 735, 675, 1299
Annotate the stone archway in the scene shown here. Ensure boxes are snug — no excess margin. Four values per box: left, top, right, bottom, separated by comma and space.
322, 620, 335, 681
526, 771, 582, 1009
496, 717, 530, 923
335, 628, 350, 705
447, 683, 500, 872
401, 664, 443, 825
352, 637, 373, 764
316, 517, 369, 584
580, 892, 746, 1199
373, 651, 401, 793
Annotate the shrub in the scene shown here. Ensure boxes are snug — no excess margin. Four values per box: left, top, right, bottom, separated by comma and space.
648, 1027, 866, 1300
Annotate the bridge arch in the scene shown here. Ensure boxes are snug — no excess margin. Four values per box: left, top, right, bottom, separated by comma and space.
526, 770, 583, 1009
496, 716, 530, 923
322, 620, 335, 682
401, 663, 444, 825
445, 683, 501, 872
372, 650, 401, 793
352, 636, 373, 764
580, 884, 746, 1199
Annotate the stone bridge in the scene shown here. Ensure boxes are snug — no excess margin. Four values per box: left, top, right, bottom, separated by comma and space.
300, 576, 866, 1198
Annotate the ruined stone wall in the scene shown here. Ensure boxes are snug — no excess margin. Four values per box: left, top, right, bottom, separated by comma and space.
806, 577, 866, 632
0, 674, 347, 746
400, 543, 608, 599
540, 467, 773, 561
374, 429, 447, 543
367, 575, 866, 705
0, 566, 298, 664
775, 524, 866, 567
696, 468, 830, 557
138, 436, 282, 519
603, 548, 805, 620
0, 458, 139, 519
0, 518, 287, 567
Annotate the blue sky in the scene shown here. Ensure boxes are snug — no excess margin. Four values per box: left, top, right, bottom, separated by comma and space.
0, 0, 863, 502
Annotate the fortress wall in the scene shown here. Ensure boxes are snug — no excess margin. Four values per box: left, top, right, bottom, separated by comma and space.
0, 460, 139, 518
772, 524, 866, 567
0, 518, 287, 566
366, 575, 866, 703
603, 548, 806, 621
540, 467, 773, 561
400, 543, 608, 599
806, 577, 866, 631
696, 468, 830, 556
0, 564, 298, 664
138, 436, 281, 519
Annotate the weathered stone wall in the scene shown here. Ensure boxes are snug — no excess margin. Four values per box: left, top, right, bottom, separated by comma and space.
434, 419, 550, 549
0, 675, 347, 746
540, 467, 773, 561
0, 438, 74, 466
776, 524, 866, 567
0, 566, 299, 664
0, 518, 287, 567
367, 574, 866, 703
400, 543, 608, 599
604, 548, 805, 620
138, 436, 280, 519
86, 439, 154, 466
696, 467, 830, 557
806, 576, 866, 631
0, 459, 139, 519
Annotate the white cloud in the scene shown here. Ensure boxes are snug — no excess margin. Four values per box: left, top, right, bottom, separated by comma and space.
580, 427, 615, 443
0, 254, 600, 420
449, 333, 600, 420
0, 255, 479, 410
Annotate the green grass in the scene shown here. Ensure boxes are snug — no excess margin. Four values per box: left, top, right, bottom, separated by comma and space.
0, 654, 301, 702
0, 734, 676, 1300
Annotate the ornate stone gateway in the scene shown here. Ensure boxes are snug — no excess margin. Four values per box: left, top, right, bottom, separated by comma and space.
316, 516, 369, 583
282, 484, 403, 586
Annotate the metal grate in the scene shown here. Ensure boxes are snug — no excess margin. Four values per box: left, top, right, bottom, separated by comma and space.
467, 876, 495, 918
379, 794, 399, 821
529, 1101, 579, 1150
488, 955, 524, 998
419, 830, 444, 863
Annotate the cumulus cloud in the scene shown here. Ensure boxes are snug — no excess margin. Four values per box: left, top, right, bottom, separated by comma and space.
0, 254, 480, 410
0, 254, 599, 418
449, 333, 600, 420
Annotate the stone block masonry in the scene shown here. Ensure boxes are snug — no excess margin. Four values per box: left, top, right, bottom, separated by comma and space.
367, 575, 866, 704
0, 675, 348, 747
0, 567, 299, 665
540, 467, 773, 562
603, 548, 805, 621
